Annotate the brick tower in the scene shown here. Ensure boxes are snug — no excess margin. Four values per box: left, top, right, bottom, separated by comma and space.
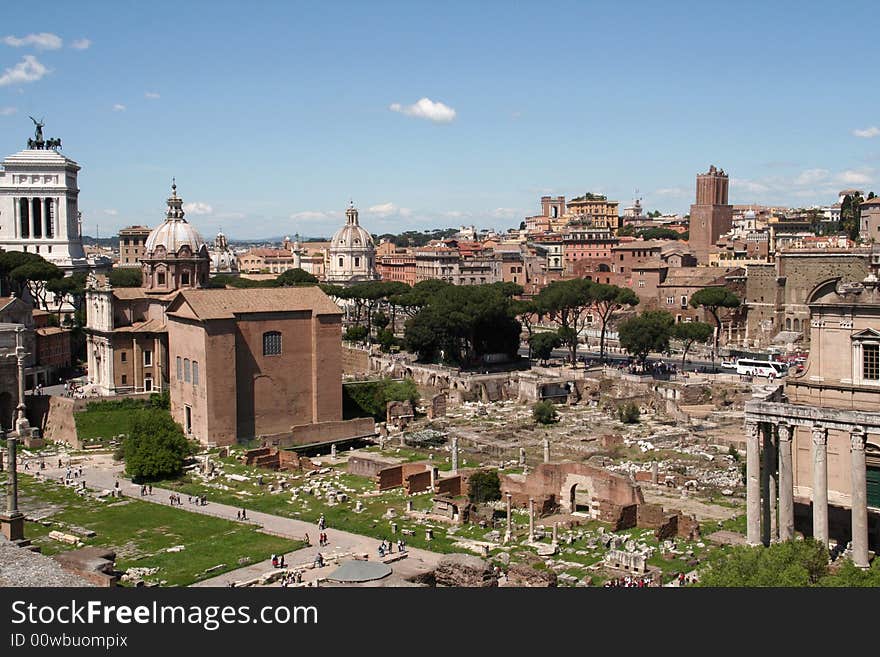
689, 165, 733, 264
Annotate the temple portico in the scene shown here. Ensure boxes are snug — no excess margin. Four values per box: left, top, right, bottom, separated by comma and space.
744, 400, 879, 568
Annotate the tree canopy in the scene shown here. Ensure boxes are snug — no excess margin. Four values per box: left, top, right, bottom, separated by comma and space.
671, 321, 714, 366
276, 267, 318, 286
529, 331, 562, 364
7, 253, 63, 309
697, 539, 829, 587
689, 287, 741, 353
404, 284, 522, 365
591, 283, 639, 362
617, 310, 674, 362
533, 278, 594, 365
121, 410, 197, 481
108, 267, 143, 288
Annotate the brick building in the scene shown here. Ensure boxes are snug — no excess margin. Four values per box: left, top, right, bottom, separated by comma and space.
689, 165, 733, 264
165, 287, 342, 445
117, 226, 151, 267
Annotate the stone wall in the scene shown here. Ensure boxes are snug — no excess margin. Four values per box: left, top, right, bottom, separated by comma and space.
405, 469, 433, 494
376, 462, 432, 491
346, 454, 402, 478
436, 474, 463, 497
277, 417, 376, 447
341, 346, 370, 375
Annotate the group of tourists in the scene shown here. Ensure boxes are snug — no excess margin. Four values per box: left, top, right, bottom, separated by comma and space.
270, 553, 286, 568
139, 484, 153, 496
603, 575, 655, 588
63, 380, 87, 398
377, 538, 406, 557
279, 570, 303, 587
236, 508, 248, 520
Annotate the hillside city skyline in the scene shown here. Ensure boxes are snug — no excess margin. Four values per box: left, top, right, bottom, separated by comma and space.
2, 2, 879, 239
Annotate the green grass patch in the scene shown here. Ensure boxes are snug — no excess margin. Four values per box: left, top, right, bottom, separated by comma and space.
13, 474, 299, 586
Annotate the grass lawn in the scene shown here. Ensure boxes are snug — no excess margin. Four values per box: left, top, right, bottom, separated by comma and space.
74, 407, 134, 442
11, 474, 301, 586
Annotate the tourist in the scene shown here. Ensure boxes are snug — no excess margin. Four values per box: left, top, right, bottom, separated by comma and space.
148, 485, 153, 495
236, 510, 241, 520
271, 554, 278, 568
241, 508, 247, 520
378, 543, 385, 558
303, 533, 310, 545
314, 552, 324, 568
279, 554, 285, 568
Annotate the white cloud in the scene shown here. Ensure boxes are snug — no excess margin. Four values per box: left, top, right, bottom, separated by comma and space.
183, 202, 213, 215
0, 55, 49, 86
853, 126, 880, 139
389, 97, 456, 123
367, 202, 412, 217
144, 91, 160, 99
837, 169, 873, 185
2, 33, 63, 50
70, 38, 91, 50
290, 210, 331, 221
653, 187, 686, 196
793, 168, 830, 186
103, 209, 118, 216
490, 208, 523, 219
0, 106, 16, 116
112, 103, 126, 112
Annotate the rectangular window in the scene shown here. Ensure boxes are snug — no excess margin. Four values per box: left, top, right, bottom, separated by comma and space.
263, 331, 282, 356
184, 358, 191, 383
144, 376, 153, 392
143, 350, 152, 366
192, 361, 199, 386
157, 272, 166, 285
176, 356, 182, 381
121, 352, 127, 362
666, 296, 675, 305
864, 344, 879, 380
638, 280, 646, 288
121, 374, 127, 385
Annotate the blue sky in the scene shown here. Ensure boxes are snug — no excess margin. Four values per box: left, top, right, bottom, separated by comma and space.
2, 0, 879, 239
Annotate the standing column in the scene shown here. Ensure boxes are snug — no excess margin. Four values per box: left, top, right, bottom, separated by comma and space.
761, 423, 773, 546
777, 423, 794, 541
811, 425, 829, 548
505, 493, 512, 542
451, 435, 459, 473
543, 438, 550, 464
850, 428, 869, 568
746, 421, 761, 545
31, 197, 41, 238
768, 425, 778, 541
528, 498, 535, 543
44, 198, 52, 238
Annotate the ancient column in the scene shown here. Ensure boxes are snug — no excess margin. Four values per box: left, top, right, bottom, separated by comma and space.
552, 522, 558, 544
850, 427, 869, 568
651, 460, 658, 485
505, 493, 512, 542
767, 424, 778, 541
330, 443, 337, 459
519, 447, 526, 467
543, 438, 550, 464
811, 425, 828, 547
746, 421, 761, 545
6, 434, 18, 517
528, 498, 535, 542
777, 423, 794, 541
760, 424, 773, 546
451, 435, 459, 473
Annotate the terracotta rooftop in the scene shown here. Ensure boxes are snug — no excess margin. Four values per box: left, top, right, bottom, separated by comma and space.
35, 326, 69, 336
114, 319, 167, 333
112, 288, 177, 302
241, 248, 294, 258
170, 287, 341, 320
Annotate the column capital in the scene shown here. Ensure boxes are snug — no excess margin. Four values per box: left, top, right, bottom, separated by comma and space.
745, 421, 760, 440
811, 425, 827, 446
777, 422, 793, 442
850, 426, 867, 452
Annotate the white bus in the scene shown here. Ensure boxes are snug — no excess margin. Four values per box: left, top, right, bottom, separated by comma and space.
735, 358, 789, 378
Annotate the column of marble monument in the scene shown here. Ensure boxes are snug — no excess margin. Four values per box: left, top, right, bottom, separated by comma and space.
811, 425, 828, 547
850, 427, 869, 568
761, 423, 773, 546
528, 498, 535, 542
505, 493, 512, 542
543, 438, 550, 464
746, 421, 761, 545
768, 424, 778, 541
777, 423, 794, 541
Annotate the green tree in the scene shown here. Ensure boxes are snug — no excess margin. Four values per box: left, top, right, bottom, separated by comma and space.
344, 325, 368, 343
372, 311, 390, 332
46, 272, 87, 316
533, 278, 594, 366
617, 310, 675, 362
511, 299, 539, 358
819, 558, 880, 586
0, 251, 35, 297
10, 256, 63, 309
841, 193, 864, 242
342, 377, 420, 420
638, 227, 681, 240
121, 410, 197, 481
591, 283, 639, 362
467, 470, 501, 504
671, 321, 714, 367
529, 331, 562, 365
275, 268, 318, 286
689, 287, 741, 355
108, 267, 143, 288
617, 401, 640, 423
533, 400, 558, 424
697, 539, 829, 587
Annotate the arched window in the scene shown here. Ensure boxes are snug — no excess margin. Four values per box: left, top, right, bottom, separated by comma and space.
785, 318, 792, 330
263, 331, 282, 356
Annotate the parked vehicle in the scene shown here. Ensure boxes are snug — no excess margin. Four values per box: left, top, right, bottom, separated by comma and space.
735, 358, 789, 378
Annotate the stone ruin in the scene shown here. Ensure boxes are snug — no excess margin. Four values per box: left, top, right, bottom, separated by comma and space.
242, 447, 315, 472
427, 392, 447, 420
386, 400, 415, 429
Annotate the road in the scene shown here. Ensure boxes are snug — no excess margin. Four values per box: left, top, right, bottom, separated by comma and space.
519, 345, 726, 373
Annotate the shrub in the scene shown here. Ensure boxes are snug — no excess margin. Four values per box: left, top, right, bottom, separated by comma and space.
121, 410, 197, 481
467, 470, 501, 504
533, 401, 558, 425
617, 402, 640, 424
342, 377, 420, 420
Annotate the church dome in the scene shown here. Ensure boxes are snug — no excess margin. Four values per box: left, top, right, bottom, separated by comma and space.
330, 204, 375, 251
144, 181, 208, 257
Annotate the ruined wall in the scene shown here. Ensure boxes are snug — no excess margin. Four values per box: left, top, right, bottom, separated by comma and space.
278, 417, 375, 447
436, 474, 463, 497
341, 346, 370, 375
40, 396, 82, 447
347, 454, 401, 478
405, 469, 433, 494
376, 462, 431, 491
